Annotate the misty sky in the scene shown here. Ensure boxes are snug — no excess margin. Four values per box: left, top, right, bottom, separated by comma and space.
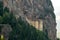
51, 0, 60, 38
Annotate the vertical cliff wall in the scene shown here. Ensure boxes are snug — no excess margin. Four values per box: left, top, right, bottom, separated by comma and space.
3, 0, 57, 40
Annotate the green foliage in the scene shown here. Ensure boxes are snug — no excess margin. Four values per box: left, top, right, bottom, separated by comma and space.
4, 7, 9, 13
0, 16, 3, 23
8, 17, 49, 40
0, 2, 49, 40
0, 1, 3, 16
57, 38, 60, 40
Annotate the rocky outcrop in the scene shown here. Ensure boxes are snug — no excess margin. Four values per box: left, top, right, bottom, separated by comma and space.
0, 24, 12, 40
43, 14, 57, 40
3, 0, 57, 40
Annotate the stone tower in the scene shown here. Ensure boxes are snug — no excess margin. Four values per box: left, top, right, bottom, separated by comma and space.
2, 0, 57, 40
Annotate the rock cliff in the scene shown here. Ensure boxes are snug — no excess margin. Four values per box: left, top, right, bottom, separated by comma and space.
2, 0, 57, 40
0, 24, 12, 40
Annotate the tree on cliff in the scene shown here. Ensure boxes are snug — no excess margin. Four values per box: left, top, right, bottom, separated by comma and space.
0, 1, 3, 16
0, 1, 49, 40
57, 38, 60, 40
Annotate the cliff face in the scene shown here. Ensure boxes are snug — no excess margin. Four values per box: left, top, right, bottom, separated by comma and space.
3, 0, 57, 40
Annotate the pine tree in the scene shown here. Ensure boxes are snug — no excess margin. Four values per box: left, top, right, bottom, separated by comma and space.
0, 1, 3, 16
